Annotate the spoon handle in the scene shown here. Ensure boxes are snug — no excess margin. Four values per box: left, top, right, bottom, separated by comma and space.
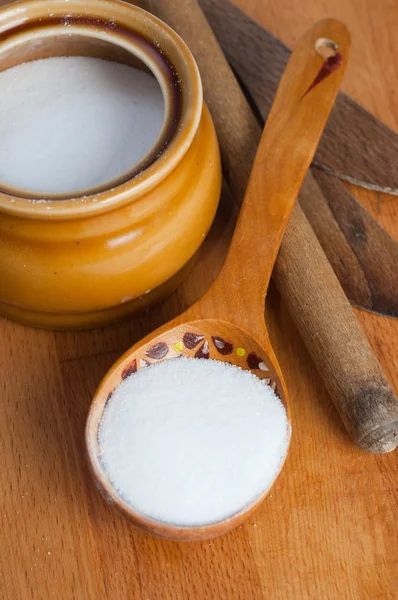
203, 20, 349, 333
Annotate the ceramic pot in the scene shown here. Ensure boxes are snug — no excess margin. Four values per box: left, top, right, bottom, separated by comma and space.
0, 0, 221, 330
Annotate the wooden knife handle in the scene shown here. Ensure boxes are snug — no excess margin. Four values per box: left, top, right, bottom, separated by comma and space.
137, 0, 398, 453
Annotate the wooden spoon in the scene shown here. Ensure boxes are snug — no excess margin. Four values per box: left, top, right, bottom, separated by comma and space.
86, 21, 349, 541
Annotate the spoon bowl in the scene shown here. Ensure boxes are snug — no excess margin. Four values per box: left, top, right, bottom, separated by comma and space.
86, 319, 289, 541
86, 19, 350, 540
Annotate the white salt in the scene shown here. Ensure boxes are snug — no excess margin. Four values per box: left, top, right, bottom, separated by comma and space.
0, 56, 164, 195
99, 357, 289, 527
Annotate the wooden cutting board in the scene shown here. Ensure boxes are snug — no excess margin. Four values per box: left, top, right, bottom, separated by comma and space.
0, 0, 397, 599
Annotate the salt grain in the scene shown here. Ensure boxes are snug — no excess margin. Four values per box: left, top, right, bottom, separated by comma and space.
99, 357, 289, 527
0, 56, 164, 195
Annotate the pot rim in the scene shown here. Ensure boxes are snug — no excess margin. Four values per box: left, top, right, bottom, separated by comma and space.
0, 0, 203, 220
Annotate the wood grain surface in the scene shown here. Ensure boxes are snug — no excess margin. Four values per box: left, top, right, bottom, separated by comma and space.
0, 1, 397, 599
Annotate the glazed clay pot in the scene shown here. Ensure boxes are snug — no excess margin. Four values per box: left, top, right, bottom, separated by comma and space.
0, 0, 221, 330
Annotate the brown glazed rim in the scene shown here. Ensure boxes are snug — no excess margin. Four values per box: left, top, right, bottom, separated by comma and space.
0, 0, 203, 220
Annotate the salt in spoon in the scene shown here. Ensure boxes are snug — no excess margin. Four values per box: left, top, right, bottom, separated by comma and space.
86, 20, 349, 541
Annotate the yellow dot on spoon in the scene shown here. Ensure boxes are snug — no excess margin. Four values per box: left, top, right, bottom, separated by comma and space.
236, 347, 245, 357
174, 341, 183, 352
